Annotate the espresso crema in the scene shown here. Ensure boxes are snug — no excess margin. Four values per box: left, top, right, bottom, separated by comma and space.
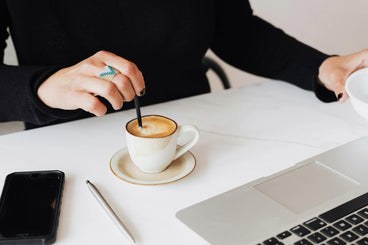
127, 115, 177, 138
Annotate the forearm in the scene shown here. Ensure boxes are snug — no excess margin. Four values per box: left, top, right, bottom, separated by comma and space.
0, 64, 81, 125
211, 0, 336, 101
0, 1, 81, 125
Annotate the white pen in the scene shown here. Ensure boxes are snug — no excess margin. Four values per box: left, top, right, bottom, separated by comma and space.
86, 180, 136, 244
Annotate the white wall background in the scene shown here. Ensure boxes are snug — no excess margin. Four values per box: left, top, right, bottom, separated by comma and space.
2, 0, 368, 134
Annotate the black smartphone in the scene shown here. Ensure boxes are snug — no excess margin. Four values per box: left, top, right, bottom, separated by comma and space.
0, 170, 64, 245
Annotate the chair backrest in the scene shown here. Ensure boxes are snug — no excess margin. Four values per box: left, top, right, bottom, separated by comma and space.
202, 56, 230, 89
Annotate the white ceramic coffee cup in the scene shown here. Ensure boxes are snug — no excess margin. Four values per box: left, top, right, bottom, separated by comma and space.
345, 67, 368, 120
125, 115, 200, 173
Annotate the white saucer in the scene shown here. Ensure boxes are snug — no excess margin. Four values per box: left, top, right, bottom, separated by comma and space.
110, 148, 196, 185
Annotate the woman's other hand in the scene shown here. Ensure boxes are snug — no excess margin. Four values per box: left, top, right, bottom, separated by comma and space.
318, 49, 368, 103
37, 50, 145, 116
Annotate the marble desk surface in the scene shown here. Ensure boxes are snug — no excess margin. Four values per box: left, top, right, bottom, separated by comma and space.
0, 80, 367, 245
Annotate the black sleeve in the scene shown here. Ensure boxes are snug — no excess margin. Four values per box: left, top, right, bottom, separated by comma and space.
211, 0, 337, 102
0, 1, 81, 125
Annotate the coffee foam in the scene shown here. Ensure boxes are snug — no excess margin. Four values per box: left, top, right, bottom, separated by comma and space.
127, 115, 176, 138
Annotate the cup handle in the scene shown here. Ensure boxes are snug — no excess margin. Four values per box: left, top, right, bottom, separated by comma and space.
174, 125, 200, 160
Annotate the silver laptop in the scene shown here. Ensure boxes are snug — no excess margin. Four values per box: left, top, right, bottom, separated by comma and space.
176, 137, 368, 245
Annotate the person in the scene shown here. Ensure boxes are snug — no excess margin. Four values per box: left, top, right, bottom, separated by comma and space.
0, 1, 366, 129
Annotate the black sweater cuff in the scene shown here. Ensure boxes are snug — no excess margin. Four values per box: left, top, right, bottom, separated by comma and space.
312, 75, 338, 103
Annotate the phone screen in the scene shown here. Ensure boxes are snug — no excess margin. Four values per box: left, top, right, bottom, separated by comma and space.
0, 171, 64, 243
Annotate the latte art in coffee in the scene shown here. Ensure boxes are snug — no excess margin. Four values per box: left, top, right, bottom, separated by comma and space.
127, 115, 177, 138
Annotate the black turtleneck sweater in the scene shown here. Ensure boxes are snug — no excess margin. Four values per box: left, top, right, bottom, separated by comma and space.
0, 0, 336, 129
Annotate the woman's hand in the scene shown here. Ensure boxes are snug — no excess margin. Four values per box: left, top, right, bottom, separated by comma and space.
318, 49, 368, 103
37, 50, 145, 116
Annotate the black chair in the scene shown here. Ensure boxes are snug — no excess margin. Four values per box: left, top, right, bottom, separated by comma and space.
202, 56, 231, 89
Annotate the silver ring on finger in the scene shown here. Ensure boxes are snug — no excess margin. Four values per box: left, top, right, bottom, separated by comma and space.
98, 65, 118, 82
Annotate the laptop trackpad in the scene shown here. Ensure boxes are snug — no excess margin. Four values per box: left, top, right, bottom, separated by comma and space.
255, 161, 359, 214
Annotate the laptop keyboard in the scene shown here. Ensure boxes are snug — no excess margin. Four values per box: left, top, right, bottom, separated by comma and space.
258, 192, 368, 245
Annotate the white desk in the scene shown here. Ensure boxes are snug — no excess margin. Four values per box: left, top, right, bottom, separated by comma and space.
0, 81, 367, 245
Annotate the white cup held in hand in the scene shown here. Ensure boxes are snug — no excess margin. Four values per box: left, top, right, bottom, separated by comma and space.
346, 67, 368, 120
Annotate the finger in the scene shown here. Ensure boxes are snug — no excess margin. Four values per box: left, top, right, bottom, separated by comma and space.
356, 49, 368, 69
71, 92, 107, 116
95, 51, 145, 95
78, 76, 124, 110
342, 50, 368, 74
323, 74, 347, 103
111, 73, 136, 102
321, 73, 344, 93
335, 89, 349, 104
76, 57, 105, 76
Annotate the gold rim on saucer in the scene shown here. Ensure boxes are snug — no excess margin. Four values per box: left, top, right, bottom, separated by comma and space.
109, 148, 196, 185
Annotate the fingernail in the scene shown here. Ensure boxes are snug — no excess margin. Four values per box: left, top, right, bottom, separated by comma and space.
113, 102, 123, 111
139, 88, 146, 96
337, 93, 343, 101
